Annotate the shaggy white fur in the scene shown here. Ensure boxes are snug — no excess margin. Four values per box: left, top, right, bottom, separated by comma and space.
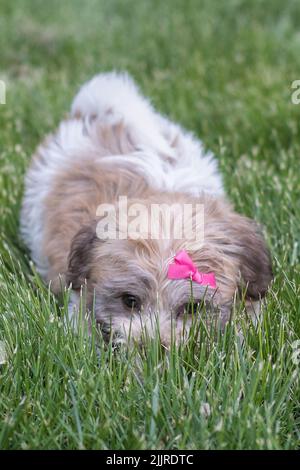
71, 72, 223, 196
21, 72, 223, 277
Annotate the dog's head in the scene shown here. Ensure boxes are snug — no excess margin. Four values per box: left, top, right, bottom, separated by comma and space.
66, 194, 272, 345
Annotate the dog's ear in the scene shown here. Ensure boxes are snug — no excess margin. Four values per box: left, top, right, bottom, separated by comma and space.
231, 217, 273, 299
66, 222, 98, 290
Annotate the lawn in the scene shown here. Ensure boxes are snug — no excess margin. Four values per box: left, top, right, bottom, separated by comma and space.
0, 0, 299, 450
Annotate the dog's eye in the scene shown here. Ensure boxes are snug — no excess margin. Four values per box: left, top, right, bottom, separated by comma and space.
177, 302, 200, 317
121, 293, 141, 311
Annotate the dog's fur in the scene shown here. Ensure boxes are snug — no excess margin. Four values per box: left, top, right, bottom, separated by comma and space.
20, 72, 272, 345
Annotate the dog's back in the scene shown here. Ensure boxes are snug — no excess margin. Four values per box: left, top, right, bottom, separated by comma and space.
20, 72, 223, 278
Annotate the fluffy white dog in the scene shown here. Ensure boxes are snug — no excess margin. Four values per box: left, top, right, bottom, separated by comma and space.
20, 72, 272, 344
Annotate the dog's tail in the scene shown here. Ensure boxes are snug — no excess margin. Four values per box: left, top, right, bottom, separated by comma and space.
71, 71, 174, 155
70, 71, 224, 196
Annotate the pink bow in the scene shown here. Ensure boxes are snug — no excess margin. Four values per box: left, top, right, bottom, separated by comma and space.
167, 250, 217, 288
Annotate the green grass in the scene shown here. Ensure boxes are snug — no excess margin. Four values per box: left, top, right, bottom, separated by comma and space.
0, 0, 300, 450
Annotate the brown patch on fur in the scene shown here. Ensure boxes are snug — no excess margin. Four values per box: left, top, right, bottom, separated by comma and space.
94, 121, 137, 155
226, 216, 273, 299
42, 161, 151, 292
66, 221, 99, 290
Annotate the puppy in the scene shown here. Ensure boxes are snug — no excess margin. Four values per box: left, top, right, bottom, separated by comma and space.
20, 72, 272, 345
